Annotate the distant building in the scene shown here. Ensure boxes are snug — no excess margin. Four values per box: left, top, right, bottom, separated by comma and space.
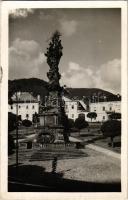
89, 101, 121, 122
63, 96, 121, 122
63, 96, 88, 121
8, 92, 40, 121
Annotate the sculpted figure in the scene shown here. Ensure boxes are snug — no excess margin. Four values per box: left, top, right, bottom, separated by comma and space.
45, 31, 63, 91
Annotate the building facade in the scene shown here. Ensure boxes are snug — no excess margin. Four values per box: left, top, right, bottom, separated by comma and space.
89, 101, 121, 122
8, 92, 40, 121
63, 96, 121, 122
8, 92, 121, 123
63, 96, 88, 121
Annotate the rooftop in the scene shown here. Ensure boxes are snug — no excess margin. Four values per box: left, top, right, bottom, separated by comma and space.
12, 92, 39, 103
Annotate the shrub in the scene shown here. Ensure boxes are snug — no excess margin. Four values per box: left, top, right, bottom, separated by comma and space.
22, 119, 32, 127
8, 112, 16, 155
109, 112, 121, 120
101, 120, 121, 147
8, 134, 15, 155
74, 116, 89, 134
68, 118, 75, 130
32, 112, 40, 123
87, 112, 97, 122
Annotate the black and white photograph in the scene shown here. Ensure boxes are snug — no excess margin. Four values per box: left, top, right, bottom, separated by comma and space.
0, 1, 128, 199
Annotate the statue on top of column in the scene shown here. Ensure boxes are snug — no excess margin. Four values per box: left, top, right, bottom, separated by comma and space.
45, 31, 63, 92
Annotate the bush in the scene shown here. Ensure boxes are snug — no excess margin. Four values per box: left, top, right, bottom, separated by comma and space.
22, 119, 32, 127
109, 112, 121, 120
87, 112, 97, 122
68, 118, 75, 130
74, 116, 89, 134
8, 112, 17, 132
101, 120, 121, 147
32, 112, 40, 123
8, 112, 16, 155
8, 134, 15, 155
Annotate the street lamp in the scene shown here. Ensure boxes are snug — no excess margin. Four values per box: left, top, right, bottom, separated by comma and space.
15, 92, 21, 170
10, 91, 21, 169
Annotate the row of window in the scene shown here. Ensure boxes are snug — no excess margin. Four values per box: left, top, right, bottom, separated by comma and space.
11, 105, 35, 110
65, 105, 75, 109
93, 106, 112, 112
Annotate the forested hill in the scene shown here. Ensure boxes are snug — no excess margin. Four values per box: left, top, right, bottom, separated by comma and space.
8, 78, 121, 103
8, 78, 48, 102
66, 88, 120, 101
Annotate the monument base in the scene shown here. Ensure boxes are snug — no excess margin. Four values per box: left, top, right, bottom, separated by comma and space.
39, 112, 64, 142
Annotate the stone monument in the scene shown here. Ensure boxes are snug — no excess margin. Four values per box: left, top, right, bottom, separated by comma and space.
39, 31, 69, 143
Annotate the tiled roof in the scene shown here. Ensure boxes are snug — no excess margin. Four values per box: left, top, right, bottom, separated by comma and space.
12, 92, 38, 102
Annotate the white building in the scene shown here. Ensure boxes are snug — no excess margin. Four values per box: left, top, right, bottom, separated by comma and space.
89, 101, 121, 122
63, 96, 121, 122
63, 96, 88, 121
8, 92, 40, 121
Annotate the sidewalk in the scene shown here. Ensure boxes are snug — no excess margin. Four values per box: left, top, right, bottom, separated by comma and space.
85, 144, 121, 159
70, 136, 121, 160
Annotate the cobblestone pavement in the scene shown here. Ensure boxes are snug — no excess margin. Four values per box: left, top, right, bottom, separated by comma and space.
9, 145, 120, 184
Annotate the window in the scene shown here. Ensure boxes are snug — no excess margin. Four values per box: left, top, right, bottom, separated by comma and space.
32, 105, 35, 109
103, 106, 105, 111
26, 114, 29, 119
72, 114, 74, 118
19, 105, 21, 109
103, 116, 105, 120
72, 105, 74, 109
11, 106, 13, 109
26, 105, 28, 109
109, 107, 112, 111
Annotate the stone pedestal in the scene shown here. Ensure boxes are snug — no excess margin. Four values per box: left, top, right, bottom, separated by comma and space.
39, 111, 64, 141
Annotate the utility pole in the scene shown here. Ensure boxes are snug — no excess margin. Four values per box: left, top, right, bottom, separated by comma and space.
16, 93, 19, 170
14, 91, 21, 170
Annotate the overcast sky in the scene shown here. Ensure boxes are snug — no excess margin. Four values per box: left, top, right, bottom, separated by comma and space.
9, 8, 121, 94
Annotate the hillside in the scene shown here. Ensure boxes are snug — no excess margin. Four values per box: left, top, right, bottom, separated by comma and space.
65, 88, 120, 102
8, 78, 121, 103
8, 78, 48, 103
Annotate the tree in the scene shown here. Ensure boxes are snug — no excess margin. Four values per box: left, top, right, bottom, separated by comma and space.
8, 112, 17, 132
74, 116, 89, 135
22, 119, 32, 127
8, 112, 16, 155
32, 112, 40, 125
109, 112, 121, 120
68, 118, 75, 130
87, 112, 97, 122
101, 120, 121, 148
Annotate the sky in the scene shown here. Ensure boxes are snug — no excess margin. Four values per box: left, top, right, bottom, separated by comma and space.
9, 8, 121, 94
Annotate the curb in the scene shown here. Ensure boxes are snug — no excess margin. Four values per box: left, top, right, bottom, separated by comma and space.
85, 144, 121, 159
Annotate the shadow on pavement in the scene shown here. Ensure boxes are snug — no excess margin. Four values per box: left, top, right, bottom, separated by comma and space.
8, 164, 121, 192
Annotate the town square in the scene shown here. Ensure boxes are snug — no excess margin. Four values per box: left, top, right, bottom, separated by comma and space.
0, 5, 124, 193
